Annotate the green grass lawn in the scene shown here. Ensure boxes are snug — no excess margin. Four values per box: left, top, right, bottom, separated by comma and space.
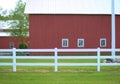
0, 72, 120, 84
0, 59, 99, 63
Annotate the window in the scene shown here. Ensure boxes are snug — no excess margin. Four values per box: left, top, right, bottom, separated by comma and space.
100, 38, 106, 47
78, 39, 84, 47
10, 42, 14, 49
62, 38, 69, 47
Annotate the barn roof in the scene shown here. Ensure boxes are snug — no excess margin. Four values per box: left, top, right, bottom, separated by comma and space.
25, 0, 120, 15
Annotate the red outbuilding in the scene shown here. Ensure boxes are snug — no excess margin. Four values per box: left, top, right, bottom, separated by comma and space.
0, 21, 29, 49
0, 36, 29, 49
25, 0, 120, 49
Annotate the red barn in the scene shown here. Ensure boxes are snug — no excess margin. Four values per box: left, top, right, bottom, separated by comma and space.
0, 36, 28, 49
0, 21, 29, 49
25, 0, 120, 49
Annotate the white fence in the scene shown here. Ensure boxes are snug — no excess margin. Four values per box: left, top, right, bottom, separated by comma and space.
0, 48, 120, 72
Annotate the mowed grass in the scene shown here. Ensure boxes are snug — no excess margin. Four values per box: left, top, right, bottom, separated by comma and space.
0, 72, 120, 84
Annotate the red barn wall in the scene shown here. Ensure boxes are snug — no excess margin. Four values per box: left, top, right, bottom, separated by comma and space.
29, 14, 120, 49
116, 15, 120, 48
0, 37, 29, 49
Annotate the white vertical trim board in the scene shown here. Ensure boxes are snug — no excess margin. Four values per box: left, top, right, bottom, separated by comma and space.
111, 0, 116, 58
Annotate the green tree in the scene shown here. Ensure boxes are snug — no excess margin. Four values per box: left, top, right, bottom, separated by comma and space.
8, 0, 29, 48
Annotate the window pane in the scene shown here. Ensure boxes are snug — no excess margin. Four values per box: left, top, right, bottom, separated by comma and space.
78, 39, 84, 47
100, 38, 106, 47
10, 42, 14, 49
62, 39, 68, 47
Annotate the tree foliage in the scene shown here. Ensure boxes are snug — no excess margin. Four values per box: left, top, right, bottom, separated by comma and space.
8, 0, 29, 42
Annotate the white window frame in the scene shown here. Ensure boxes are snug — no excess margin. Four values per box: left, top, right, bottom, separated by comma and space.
100, 38, 106, 47
62, 38, 69, 47
78, 38, 84, 47
10, 42, 14, 49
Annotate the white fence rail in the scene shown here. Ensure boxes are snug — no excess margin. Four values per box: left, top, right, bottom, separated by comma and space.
0, 48, 120, 72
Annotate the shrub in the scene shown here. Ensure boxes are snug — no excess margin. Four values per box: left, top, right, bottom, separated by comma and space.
19, 42, 28, 49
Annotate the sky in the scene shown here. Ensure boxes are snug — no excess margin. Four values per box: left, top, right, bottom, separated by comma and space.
0, 0, 26, 10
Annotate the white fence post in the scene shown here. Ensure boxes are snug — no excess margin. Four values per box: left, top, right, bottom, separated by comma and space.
112, 48, 115, 59
12, 48, 16, 72
54, 48, 58, 72
97, 47, 100, 72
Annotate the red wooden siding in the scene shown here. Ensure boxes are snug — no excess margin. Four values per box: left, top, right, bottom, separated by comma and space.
29, 14, 120, 49
116, 16, 120, 48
